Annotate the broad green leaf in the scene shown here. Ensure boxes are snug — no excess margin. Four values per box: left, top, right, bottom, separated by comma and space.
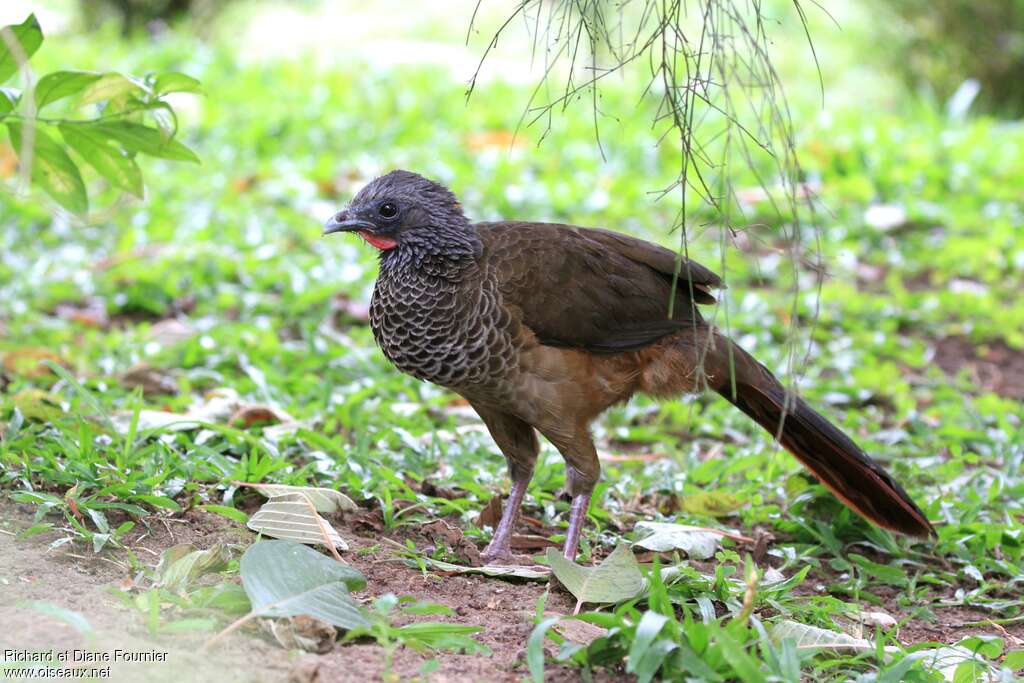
6, 122, 87, 213
632, 521, 723, 559
244, 483, 357, 512
1004, 650, 1024, 670
247, 492, 348, 550
78, 72, 143, 106
153, 72, 202, 94
0, 15, 44, 84
78, 120, 198, 162
240, 540, 368, 630
545, 545, 645, 610
35, 71, 102, 108
59, 122, 144, 197
411, 557, 550, 581
154, 543, 232, 593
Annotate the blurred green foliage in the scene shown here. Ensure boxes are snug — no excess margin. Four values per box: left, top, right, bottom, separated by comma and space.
876, 0, 1024, 116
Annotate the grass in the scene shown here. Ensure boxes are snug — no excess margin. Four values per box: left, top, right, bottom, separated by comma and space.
1, 2, 1023, 680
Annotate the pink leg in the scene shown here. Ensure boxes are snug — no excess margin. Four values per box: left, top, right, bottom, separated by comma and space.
562, 493, 591, 560
481, 474, 531, 564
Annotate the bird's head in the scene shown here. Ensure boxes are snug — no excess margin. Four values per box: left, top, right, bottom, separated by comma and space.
323, 170, 470, 252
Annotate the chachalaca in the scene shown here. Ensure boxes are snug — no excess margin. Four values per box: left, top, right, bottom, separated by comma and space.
323, 170, 934, 563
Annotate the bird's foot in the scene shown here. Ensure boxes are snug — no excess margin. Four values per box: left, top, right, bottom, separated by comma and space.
481, 544, 536, 566
480, 546, 514, 565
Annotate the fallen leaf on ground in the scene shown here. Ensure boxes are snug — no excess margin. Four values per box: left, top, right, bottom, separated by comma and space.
410, 557, 550, 581
12, 389, 65, 422
419, 519, 481, 566
633, 522, 748, 559
262, 615, 337, 654
2, 349, 67, 378
54, 298, 108, 328
146, 318, 197, 346
120, 364, 178, 396
229, 404, 295, 428
547, 545, 645, 613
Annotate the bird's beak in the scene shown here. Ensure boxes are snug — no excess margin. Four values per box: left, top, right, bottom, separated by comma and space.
323, 211, 375, 236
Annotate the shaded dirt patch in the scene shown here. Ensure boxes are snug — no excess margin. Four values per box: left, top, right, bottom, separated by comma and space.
932, 336, 1024, 400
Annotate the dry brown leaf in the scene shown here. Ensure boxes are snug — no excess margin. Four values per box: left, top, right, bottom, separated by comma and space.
54, 298, 109, 328
120, 364, 178, 396
2, 349, 67, 378
229, 404, 295, 428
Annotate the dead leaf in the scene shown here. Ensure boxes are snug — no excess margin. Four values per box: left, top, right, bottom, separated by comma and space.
477, 495, 503, 528
54, 298, 108, 328
263, 615, 336, 653
510, 535, 559, 551
553, 617, 607, 645
120, 364, 178, 396
12, 389, 65, 422
419, 480, 467, 500
229, 404, 295, 428
146, 318, 197, 346
420, 519, 482, 566
3, 349, 67, 378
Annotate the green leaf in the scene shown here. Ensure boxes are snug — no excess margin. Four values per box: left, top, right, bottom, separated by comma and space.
78, 72, 143, 106
0, 14, 44, 85
626, 611, 669, 676
545, 544, 645, 611
633, 639, 678, 683
0, 87, 18, 114
153, 72, 202, 95
1004, 650, 1024, 670
78, 120, 198, 162
34, 71, 102, 109
527, 616, 561, 683
59, 122, 144, 197
6, 122, 88, 214
240, 540, 368, 630
198, 504, 249, 524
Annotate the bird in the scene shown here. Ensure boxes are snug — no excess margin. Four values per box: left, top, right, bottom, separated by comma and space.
323, 169, 934, 563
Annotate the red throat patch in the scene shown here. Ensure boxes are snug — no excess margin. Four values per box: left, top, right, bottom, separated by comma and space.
358, 231, 398, 250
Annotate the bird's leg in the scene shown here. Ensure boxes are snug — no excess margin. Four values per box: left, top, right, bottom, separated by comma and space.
481, 466, 532, 564
562, 491, 592, 560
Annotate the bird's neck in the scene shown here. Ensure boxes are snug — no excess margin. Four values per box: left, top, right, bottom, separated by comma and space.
379, 224, 482, 281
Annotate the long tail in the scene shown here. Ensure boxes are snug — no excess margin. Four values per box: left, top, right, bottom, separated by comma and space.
710, 336, 934, 537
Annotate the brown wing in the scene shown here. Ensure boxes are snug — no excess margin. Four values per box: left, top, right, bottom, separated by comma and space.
474, 221, 723, 353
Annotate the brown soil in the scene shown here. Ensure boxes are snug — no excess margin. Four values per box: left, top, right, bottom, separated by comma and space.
2, 499, 1020, 682
932, 335, 1024, 400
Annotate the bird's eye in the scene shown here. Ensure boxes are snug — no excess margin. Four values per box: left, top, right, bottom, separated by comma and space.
378, 202, 398, 219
